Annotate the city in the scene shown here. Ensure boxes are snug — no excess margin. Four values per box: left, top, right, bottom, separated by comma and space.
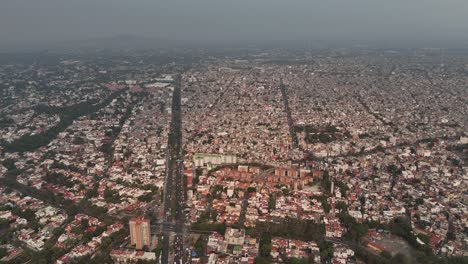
0, 48, 466, 264
1, 1, 468, 263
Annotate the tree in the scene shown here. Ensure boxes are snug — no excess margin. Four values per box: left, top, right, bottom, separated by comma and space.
254, 257, 271, 264
387, 164, 399, 175
438, 256, 468, 264
93, 226, 105, 237
322, 200, 331, 213
72, 137, 85, 145
335, 181, 349, 198
2, 158, 17, 171
0, 218, 10, 229
318, 240, 333, 262
3, 91, 124, 153
211, 211, 218, 222
289, 257, 310, 264
321, 171, 332, 193
194, 237, 205, 257
20, 208, 36, 221
104, 188, 120, 203
44, 172, 75, 188
255, 218, 325, 242
71, 226, 83, 235
0, 247, 7, 259
247, 187, 256, 193
85, 184, 98, 198
268, 195, 276, 211
259, 232, 272, 258
380, 250, 392, 259
190, 222, 226, 235
417, 233, 430, 244
335, 201, 348, 212
389, 217, 415, 245
100, 237, 113, 251
80, 218, 89, 229
391, 253, 411, 264
138, 192, 153, 202
338, 212, 368, 241
312, 195, 331, 213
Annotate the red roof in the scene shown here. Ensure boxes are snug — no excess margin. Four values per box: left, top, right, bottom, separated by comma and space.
86, 226, 97, 233
430, 234, 442, 248
366, 240, 386, 252
130, 215, 150, 223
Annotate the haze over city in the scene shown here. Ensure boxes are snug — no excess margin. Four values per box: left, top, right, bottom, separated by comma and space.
2, 0, 468, 50
0, 1, 467, 264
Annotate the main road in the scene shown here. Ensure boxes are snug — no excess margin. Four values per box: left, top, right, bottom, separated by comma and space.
279, 80, 299, 149
161, 74, 186, 264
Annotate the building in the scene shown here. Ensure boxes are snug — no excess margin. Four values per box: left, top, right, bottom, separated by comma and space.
265, 167, 311, 190
193, 153, 237, 168
225, 227, 245, 246
214, 165, 312, 190
129, 216, 151, 250
110, 249, 156, 263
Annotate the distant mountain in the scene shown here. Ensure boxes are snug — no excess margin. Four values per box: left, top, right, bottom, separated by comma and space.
0, 34, 183, 53
50, 34, 180, 51
2, 34, 467, 53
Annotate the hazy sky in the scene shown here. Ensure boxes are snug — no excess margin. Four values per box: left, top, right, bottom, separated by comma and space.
1, 0, 468, 49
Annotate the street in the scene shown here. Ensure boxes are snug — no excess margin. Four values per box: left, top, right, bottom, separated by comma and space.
161, 75, 186, 264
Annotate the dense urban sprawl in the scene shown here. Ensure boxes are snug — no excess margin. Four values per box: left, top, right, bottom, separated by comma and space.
0, 49, 466, 264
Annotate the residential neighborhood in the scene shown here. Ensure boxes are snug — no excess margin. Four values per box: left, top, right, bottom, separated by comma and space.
0, 48, 467, 263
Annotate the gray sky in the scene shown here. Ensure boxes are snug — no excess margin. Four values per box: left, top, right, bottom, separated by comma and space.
1, 0, 468, 49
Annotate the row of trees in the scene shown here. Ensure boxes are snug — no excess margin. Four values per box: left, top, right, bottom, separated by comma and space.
255, 218, 325, 242
44, 171, 76, 188
3, 90, 124, 153
103, 188, 121, 203
190, 221, 227, 235
254, 218, 332, 263
295, 124, 341, 144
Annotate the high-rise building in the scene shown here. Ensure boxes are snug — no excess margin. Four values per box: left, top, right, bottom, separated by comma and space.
129, 216, 151, 250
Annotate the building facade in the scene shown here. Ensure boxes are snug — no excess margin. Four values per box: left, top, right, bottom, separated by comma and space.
129, 216, 151, 250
